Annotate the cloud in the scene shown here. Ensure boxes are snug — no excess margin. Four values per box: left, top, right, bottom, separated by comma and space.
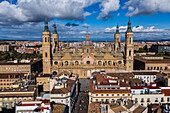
0, 0, 121, 26
104, 25, 164, 33
97, 0, 120, 20
82, 23, 90, 28
0, 21, 169, 41
123, 0, 170, 16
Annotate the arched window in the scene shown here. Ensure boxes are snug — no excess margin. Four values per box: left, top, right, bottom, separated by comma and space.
87, 61, 90, 64
45, 37, 47, 42
129, 50, 131, 56
87, 49, 89, 53
118, 61, 122, 64
53, 71, 57, 75
129, 38, 131, 44
65, 61, 68, 65
45, 52, 47, 57
108, 61, 112, 65
98, 61, 102, 65
75, 61, 79, 65
54, 61, 58, 65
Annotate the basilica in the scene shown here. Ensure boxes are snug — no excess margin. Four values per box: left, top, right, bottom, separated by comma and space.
42, 18, 134, 78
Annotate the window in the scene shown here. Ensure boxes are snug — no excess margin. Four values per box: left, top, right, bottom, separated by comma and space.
4, 98, 7, 101
118, 61, 122, 64
129, 50, 131, 56
167, 97, 169, 102
61, 100, 63, 103
75, 61, 79, 65
45, 37, 47, 42
147, 98, 150, 102
154, 67, 156, 70
96, 99, 98, 102
87, 61, 90, 64
151, 67, 153, 70
87, 49, 89, 53
157, 67, 159, 70
45, 52, 47, 57
65, 61, 68, 65
160, 67, 163, 70
112, 94, 114, 96
96, 94, 98, 96
61, 94, 63, 96
98, 61, 102, 65
54, 61, 58, 65
147, 67, 149, 70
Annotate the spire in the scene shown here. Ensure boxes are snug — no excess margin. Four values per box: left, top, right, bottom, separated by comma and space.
43, 17, 50, 32
53, 23, 57, 34
115, 22, 120, 34
127, 16, 132, 32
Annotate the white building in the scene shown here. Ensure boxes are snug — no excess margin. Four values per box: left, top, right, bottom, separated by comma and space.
15, 101, 51, 113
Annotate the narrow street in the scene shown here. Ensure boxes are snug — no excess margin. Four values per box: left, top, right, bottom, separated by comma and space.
73, 79, 90, 113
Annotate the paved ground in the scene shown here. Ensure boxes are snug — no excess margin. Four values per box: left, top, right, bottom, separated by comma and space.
73, 79, 90, 113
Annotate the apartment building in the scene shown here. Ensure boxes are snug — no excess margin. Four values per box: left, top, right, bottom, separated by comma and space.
50, 71, 79, 113
0, 59, 42, 74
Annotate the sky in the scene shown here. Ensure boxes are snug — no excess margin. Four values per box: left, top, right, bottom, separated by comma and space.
0, 0, 170, 41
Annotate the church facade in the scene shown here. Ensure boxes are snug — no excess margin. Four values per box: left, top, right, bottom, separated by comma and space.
42, 18, 134, 78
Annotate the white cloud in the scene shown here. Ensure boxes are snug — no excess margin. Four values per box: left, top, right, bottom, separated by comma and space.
104, 25, 164, 33
123, 0, 170, 16
0, 0, 121, 26
82, 23, 90, 28
98, 0, 120, 20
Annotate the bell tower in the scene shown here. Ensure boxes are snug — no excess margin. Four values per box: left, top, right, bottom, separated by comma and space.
52, 24, 59, 53
114, 23, 121, 53
125, 17, 134, 71
42, 18, 51, 74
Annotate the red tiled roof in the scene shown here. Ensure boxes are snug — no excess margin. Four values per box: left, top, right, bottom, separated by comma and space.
162, 89, 170, 96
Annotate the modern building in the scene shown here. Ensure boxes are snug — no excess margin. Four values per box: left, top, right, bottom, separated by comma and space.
150, 44, 170, 53
0, 59, 42, 74
42, 17, 134, 78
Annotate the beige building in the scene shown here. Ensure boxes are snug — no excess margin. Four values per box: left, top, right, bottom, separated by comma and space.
0, 85, 37, 111
36, 74, 51, 92
0, 73, 25, 89
89, 73, 132, 104
134, 56, 170, 73
0, 44, 9, 52
42, 18, 134, 78
0, 59, 42, 74
50, 71, 79, 113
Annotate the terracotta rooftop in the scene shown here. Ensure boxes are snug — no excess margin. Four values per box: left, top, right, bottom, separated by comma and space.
51, 79, 76, 94
52, 104, 66, 113
88, 102, 101, 113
